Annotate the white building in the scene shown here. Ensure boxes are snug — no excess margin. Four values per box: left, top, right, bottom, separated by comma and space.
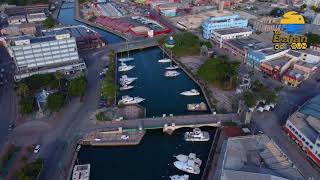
7, 15, 27, 25
27, 12, 47, 23
211, 27, 253, 48
215, 134, 304, 180
6, 33, 86, 81
284, 95, 320, 166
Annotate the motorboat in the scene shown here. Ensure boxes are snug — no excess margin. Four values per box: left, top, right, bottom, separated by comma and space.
174, 160, 200, 174
118, 57, 134, 62
180, 89, 200, 96
118, 63, 134, 72
119, 85, 134, 91
170, 174, 189, 180
165, 70, 180, 77
184, 128, 210, 142
166, 65, 179, 70
118, 95, 145, 105
119, 75, 137, 85
187, 102, 207, 111
175, 153, 202, 166
158, 58, 172, 63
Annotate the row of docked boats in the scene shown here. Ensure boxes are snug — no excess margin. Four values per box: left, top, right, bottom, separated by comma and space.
117, 56, 146, 105
169, 129, 210, 179
158, 58, 180, 77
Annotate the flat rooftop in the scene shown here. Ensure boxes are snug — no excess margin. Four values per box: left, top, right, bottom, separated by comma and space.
42, 25, 99, 38
169, 10, 233, 29
264, 56, 292, 68
295, 60, 319, 69
214, 27, 252, 35
217, 135, 304, 180
225, 37, 266, 52
289, 95, 320, 143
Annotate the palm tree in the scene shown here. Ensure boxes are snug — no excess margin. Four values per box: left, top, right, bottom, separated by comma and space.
55, 72, 63, 89
18, 83, 29, 97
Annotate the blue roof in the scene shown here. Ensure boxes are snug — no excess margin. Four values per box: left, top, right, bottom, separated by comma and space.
30, 36, 56, 44
299, 95, 320, 119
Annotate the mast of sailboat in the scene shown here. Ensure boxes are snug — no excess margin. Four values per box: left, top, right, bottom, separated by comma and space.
126, 40, 129, 59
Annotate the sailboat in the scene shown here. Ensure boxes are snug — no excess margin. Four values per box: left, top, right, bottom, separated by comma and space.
158, 48, 171, 63
118, 40, 134, 62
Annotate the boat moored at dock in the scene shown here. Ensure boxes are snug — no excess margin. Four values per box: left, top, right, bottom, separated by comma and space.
180, 89, 200, 96
119, 85, 134, 91
173, 160, 200, 175
184, 128, 210, 142
118, 57, 134, 62
119, 75, 137, 85
118, 63, 135, 72
175, 153, 202, 166
165, 70, 180, 77
72, 164, 90, 180
165, 65, 179, 70
158, 58, 172, 63
118, 95, 145, 105
170, 174, 189, 180
187, 102, 207, 111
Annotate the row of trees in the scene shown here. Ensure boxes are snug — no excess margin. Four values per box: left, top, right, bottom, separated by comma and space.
100, 53, 116, 104
16, 159, 43, 180
243, 80, 278, 107
17, 73, 87, 115
3, 0, 48, 6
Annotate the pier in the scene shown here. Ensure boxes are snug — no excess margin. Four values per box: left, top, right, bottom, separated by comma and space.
80, 129, 145, 146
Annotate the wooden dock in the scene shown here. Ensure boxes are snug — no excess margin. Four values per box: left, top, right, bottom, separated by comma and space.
80, 129, 145, 146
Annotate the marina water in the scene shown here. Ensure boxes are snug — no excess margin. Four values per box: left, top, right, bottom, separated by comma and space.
59, 4, 215, 180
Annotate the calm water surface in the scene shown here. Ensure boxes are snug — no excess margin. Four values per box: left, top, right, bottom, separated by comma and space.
78, 128, 215, 180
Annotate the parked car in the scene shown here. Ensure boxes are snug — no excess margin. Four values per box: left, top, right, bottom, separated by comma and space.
34, 145, 41, 153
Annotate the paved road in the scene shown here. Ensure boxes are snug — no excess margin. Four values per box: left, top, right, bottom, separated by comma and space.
252, 69, 320, 179
0, 47, 16, 150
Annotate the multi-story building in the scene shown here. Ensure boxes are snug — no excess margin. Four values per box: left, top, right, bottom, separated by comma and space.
214, 134, 304, 180
5, 33, 86, 81
26, 12, 47, 23
42, 25, 105, 49
260, 56, 296, 80
253, 17, 280, 33
1, 23, 36, 36
211, 27, 252, 48
284, 95, 320, 166
7, 15, 27, 25
246, 48, 290, 69
222, 37, 266, 61
202, 14, 248, 39
282, 69, 305, 87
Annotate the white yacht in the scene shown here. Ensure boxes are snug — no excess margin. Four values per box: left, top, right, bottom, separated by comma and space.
166, 65, 179, 70
174, 160, 200, 175
170, 175, 189, 180
119, 85, 134, 91
118, 95, 145, 105
119, 75, 137, 85
180, 89, 200, 96
184, 128, 210, 142
118, 57, 134, 62
158, 58, 172, 63
187, 102, 207, 111
118, 63, 135, 72
165, 70, 180, 77
175, 153, 202, 166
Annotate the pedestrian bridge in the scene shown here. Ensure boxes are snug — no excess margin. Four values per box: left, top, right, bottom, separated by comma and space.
88, 113, 240, 134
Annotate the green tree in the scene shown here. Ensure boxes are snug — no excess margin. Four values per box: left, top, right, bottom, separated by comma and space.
46, 93, 65, 111
305, 33, 320, 47
20, 97, 36, 115
43, 15, 55, 29
18, 83, 29, 97
243, 91, 257, 107
300, 4, 307, 11
69, 76, 87, 97
54, 72, 63, 89
16, 159, 43, 180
